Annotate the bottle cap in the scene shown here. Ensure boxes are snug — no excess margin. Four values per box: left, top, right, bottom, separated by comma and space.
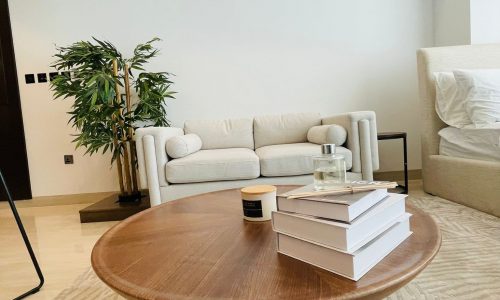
321, 144, 336, 155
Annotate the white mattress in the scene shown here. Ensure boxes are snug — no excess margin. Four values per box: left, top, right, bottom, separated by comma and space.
438, 124, 500, 162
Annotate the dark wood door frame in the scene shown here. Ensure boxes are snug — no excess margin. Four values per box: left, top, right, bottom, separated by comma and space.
0, 0, 32, 200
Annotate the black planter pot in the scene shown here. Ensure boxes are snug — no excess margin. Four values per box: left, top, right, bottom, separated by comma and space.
118, 191, 142, 203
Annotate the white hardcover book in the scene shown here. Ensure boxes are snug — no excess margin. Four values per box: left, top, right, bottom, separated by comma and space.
277, 185, 388, 222
272, 193, 406, 252
277, 213, 412, 281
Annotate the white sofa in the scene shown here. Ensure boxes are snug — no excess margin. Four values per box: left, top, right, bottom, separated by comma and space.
136, 111, 379, 206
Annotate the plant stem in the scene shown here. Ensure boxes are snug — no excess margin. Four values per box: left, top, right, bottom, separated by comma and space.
112, 60, 125, 195
124, 64, 139, 193
113, 60, 132, 195
122, 142, 133, 195
130, 140, 138, 193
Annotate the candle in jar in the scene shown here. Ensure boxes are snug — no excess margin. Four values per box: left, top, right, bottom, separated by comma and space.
240, 185, 277, 221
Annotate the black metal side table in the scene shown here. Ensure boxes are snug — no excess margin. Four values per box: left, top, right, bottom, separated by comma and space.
377, 132, 408, 194
0, 169, 44, 299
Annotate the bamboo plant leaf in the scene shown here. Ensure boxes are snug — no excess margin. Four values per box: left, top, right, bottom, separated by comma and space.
50, 37, 175, 193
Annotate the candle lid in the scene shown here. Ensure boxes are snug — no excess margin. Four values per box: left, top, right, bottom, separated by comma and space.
241, 185, 277, 196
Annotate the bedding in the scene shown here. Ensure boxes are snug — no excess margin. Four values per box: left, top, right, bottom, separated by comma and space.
453, 69, 500, 127
434, 72, 471, 127
439, 125, 500, 162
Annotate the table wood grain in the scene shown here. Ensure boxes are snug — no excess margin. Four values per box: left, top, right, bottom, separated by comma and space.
92, 186, 441, 300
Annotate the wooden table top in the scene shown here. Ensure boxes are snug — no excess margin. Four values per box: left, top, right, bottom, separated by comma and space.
92, 186, 441, 300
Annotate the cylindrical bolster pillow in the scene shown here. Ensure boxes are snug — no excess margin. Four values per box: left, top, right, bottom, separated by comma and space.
166, 134, 202, 158
307, 124, 347, 146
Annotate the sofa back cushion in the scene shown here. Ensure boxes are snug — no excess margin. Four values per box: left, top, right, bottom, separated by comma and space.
184, 118, 254, 150
254, 112, 321, 148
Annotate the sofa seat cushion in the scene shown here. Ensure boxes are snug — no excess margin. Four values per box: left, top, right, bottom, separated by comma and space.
166, 148, 260, 183
255, 143, 352, 177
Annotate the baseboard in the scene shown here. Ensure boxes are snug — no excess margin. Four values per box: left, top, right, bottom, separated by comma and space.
6, 191, 117, 208
374, 169, 422, 182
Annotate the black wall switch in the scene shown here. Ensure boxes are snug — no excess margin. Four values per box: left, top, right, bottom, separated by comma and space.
37, 73, 47, 83
25, 74, 35, 84
64, 155, 74, 164
49, 72, 59, 81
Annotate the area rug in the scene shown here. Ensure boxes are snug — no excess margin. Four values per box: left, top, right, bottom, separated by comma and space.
56, 192, 500, 299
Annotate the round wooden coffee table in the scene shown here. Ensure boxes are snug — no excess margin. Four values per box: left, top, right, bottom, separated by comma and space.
92, 186, 441, 300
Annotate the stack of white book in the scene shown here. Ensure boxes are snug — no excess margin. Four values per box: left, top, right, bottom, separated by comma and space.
272, 184, 412, 281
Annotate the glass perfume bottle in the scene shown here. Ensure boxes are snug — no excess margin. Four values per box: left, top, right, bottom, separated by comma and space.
313, 144, 347, 190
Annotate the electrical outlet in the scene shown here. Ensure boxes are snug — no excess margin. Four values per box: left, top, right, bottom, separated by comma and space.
64, 155, 74, 164
37, 73, 47, 83
49, 72, 59, 81
25, 74, 35, 84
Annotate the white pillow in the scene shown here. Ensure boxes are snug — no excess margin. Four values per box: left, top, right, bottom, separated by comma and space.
434, 72, 471, 128
453, 69, 500, 127
166, 134, 202, 158
307, 125, 347, 146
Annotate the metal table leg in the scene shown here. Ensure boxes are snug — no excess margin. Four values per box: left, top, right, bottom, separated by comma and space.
0, 170, 44, 299
403, 133, 408, 194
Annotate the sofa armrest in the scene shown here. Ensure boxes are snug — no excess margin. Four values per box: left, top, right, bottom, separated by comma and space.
135, 127, 184, 206
322, 111, 379, 180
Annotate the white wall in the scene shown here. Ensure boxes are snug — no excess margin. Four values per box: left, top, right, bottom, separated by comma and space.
8, 0, 434, 197
433, 0, 471, 46
470, 0, 500, 44
434, 0, 500, 46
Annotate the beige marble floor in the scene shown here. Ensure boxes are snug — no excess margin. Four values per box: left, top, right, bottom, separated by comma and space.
0, 183, 421, 300
0, 192, 117, 300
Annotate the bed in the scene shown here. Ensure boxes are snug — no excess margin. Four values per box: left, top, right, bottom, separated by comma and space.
439, 125, 500, 162
417, 44, 500, 217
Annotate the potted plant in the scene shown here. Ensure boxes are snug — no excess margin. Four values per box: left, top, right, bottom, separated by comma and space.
50, 38, 175, 202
